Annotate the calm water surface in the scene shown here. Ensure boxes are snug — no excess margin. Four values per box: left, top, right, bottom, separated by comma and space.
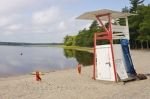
0, 46, 93, 77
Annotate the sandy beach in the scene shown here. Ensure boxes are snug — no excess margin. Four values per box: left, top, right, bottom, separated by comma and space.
0, 50, 150, 99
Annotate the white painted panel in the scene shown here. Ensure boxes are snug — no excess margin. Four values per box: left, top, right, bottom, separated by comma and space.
96, 45, 115, 81
112, 25, 128, 33
113, 44, 128, 80
112, 25, 129, 40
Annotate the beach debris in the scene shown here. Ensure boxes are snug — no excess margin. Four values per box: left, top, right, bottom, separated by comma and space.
136, 74, 147, 80
145, 73, 150, 78
20, 53, 23, 55
35, 71, 42, 81
77, 64, 82, 74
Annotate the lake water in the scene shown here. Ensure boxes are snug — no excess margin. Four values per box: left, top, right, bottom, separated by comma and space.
0, 46, 93, 77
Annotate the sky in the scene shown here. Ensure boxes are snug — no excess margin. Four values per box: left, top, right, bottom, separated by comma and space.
0, 0, 149, 43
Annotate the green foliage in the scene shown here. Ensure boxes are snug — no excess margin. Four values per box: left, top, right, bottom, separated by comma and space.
130, 0, 145, 13
64, 35, 76, 46
139, 6, 150, 35
63, 49, 75, 58
64, 20, 102, 47
129, 5, 150, 40
128, 1, 150, 49
75, 21, 101, 47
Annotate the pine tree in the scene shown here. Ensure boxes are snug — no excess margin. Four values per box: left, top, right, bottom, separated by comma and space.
130, 0, 145, 13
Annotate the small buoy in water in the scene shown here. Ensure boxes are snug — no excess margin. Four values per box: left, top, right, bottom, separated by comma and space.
20, 53, 23, 55
35, 71, 42, 81
77, 64, 82, 74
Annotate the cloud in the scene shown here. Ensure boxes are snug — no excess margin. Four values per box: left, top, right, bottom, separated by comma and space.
2, 31, 14, 36
0, 0, 37, 14
0, 0, 91, 43
56, 16, 91, 35
32, 6, 61, 25
6, 24, 22, 31
0, 14, 25, 35
0, 16, 13, 27
58, 21, 67, 31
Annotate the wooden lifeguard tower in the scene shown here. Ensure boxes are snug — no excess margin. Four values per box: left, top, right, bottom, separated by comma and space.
77, 9, 137, 82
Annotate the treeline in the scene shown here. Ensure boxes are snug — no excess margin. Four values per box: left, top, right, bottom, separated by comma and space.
128, 0, 150, 49
64, 21, 101, 47
0, 42, 63, 46
64, 0, 150, 49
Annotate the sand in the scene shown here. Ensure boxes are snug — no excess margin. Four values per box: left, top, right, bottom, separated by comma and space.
0, 50, 150, 99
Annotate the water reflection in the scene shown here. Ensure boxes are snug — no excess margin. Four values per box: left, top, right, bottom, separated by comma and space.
63, 49, 93, 66
0, 46, 93, 77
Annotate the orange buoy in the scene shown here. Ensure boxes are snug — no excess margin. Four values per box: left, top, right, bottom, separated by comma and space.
77, 64, 82, 74
35, 71, 42, 81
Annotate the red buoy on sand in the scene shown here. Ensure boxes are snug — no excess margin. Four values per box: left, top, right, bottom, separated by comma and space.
35, 71, 42, 81
77, 64, 82, 74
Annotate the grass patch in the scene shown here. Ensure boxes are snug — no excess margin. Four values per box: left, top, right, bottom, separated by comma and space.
60, 45, 93, 53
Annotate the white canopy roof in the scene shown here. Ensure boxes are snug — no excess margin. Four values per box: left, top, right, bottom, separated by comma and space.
76, 9, 136, 20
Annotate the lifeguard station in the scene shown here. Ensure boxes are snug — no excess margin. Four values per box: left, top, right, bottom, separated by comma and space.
77, 9, 137, 82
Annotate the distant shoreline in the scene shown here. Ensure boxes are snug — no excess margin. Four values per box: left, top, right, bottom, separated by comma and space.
0, 42, 63, 46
